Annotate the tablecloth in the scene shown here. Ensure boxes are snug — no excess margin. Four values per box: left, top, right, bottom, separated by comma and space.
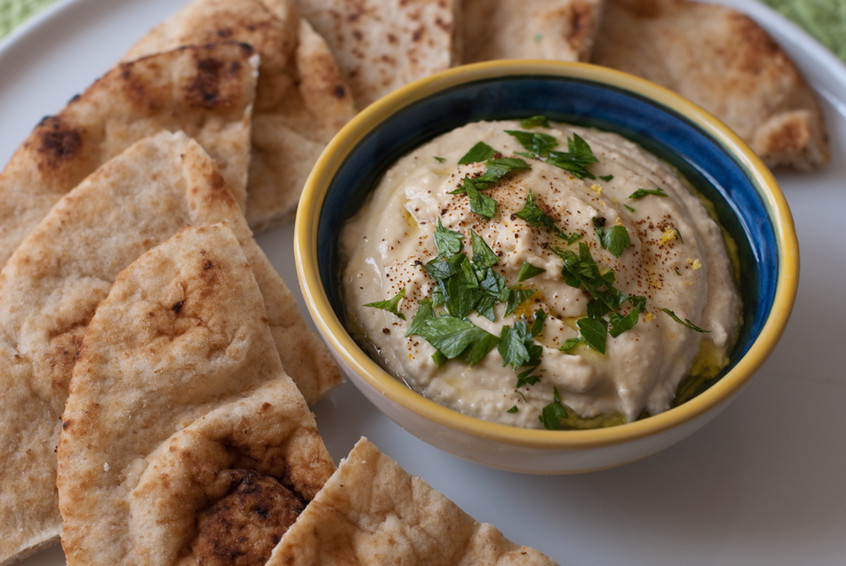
1, 0, 844, 62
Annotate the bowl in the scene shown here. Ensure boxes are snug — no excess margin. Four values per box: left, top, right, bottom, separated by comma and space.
294, 60, 799, 474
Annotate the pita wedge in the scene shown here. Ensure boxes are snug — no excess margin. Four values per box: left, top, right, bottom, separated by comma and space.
58, 226, 333, 564
122, 0, 357, 230
0, 132, 339, 564
294, 0, 461, 107
591, 0, 829, 170
461, 0, 605, 63
0, 41, 257, 268
268, 438, 557, 566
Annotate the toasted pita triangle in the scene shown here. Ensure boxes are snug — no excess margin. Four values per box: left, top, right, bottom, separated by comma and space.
0, 132, 339, 564
591, 0, 829, 170
267, 438, 557, 566
0, 42, 257, 269
58, 226, 333, 564
293, 0, 461, 107
461, 0, 605, 63
123, 0, 357, 230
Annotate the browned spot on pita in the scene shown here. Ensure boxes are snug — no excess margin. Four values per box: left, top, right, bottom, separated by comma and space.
34, 116, 83, 170
566, 1, 596, 51
189, 469, 305, 565
186, 51, 250, 108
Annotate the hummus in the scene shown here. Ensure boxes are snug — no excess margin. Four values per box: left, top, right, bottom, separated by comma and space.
340, 119, 740, 429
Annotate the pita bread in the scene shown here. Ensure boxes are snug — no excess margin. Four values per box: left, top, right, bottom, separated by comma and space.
0, 132, 339, 564
268, 438, 558, 565
0, 42, 257, 269
591, 0, 829, 170
462, 0, 605, 63
294, 0, 461, 107
123, 0, 357, 230
58, 227, 333, 563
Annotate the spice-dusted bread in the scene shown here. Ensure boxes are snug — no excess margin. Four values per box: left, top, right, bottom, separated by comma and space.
123, 0, 357, 230
592, 0, 829, 170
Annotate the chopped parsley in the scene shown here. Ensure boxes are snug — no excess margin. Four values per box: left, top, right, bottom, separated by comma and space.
458, 141, 496, 164
593, 217, 632, 258
554, 242, 647, 354
629, 187, 668, 199
452, 148, 531, 218
516, 261, 546, 282
515, 190, 579, 243
407, 227, 541, 367
520, 115, 550, 128
661, 308, 711, 333
364, 287, 407, 320
539, 387, 569, 430
506, 129, 599, 179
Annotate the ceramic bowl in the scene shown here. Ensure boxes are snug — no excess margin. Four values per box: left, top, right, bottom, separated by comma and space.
294, 60, 798, 474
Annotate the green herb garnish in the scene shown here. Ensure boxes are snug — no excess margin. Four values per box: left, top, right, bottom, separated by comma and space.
453, 155, 531, 219
629, 187, 668, 199
661, 308, 711, 333
499, 316, 543, 370
539, 387, 569, 430
593, 218, 632, 258
514, 190, 578, 242
516, 261, 546, 282
545, 133, 598, 179
505, 129, 558, 156
458, 141, 496, 164
364, 287, 407, 320
599, 174, 614, 182
465, 180, 498, 218
434, 217, 463, 255
520, 115, 550, 129
413, 314, 499, 365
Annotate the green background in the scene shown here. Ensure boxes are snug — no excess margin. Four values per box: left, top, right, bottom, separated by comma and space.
1, 0, 844, 62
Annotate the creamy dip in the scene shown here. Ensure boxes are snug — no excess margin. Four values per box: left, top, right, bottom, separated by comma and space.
341, 119, 740, 429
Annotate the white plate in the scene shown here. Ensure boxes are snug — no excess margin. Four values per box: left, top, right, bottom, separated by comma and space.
2, 1, 845, 564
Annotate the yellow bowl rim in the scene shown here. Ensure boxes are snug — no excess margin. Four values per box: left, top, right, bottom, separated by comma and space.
295, 60, 799, 450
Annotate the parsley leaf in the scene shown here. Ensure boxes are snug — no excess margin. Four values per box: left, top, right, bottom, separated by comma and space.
411, 314, 499, 364
577, 316, 608, 354
520, 115, 550, 128
539, 387, 569, 430
629, 187, 668, 199
505, 286, 535, 317
545, 133, 598, 179
453, 157, 530, 219
597, 223, 632, 257
505, 129, 558, 156
465, 179, 498, 218
517, 261, 546, 282
470, 230, 499, 268
364, 287, 407, 320
406, 297, 434, 337
499, 317, 542, 369
458, 141, 496, 164
661, 308, 711, 333
514, 190, 573, 241
434, 218, 463, 256
609, 295, 646, 337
